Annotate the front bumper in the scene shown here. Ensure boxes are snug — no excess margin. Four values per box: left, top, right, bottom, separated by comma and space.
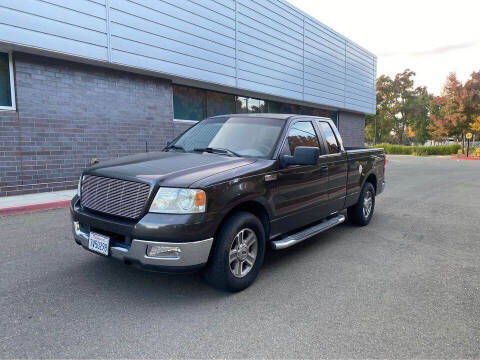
70, 196, 216, 272
73, 221, 213, 271
377, 180, 386, 195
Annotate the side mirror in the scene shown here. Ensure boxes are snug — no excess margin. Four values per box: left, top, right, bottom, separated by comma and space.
280, 146, 320, 168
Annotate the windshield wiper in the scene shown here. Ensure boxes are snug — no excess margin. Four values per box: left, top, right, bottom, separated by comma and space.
165, 144, 186, 152
193, 147, 241, 157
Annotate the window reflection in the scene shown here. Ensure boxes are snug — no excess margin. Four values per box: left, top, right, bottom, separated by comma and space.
207, 91, 235, 117
318, 122, 340, 154
236, 97, 248, 114
0, 52, 12, 107
283, 122, 320, 156
173, 85, 205, 120
248, 98, 266, 113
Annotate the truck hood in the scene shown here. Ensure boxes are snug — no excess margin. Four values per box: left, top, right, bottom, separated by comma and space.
85, 151, 257, 188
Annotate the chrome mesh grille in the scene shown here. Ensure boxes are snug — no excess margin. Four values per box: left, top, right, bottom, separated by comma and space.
80, 175, 151, 219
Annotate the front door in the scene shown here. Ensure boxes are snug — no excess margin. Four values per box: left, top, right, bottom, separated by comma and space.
269, 120, 330, 237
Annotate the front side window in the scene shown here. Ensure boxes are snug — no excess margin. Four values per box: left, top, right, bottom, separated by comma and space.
282, 121, 320, 156
318, 122, 340, 154
0, 52, 14, 109
172, 117, 284, 158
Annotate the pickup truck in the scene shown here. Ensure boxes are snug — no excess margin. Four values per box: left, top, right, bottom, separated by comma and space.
71, 114, 385, 291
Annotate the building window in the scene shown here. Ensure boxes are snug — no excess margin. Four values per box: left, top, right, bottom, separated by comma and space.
173, 84, 337, 125
173, 85, 206, 121
247, 98, 266, 113
206, 91, 235, 118
236, 96, 248, 114
0, 52, 15, 110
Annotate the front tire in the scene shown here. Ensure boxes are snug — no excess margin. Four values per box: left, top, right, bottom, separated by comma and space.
348, 182, 375, 226
203, 212, 265, 292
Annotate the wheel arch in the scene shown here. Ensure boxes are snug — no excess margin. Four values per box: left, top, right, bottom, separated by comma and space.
363, 172, 378, 194
214, 200, 271, 243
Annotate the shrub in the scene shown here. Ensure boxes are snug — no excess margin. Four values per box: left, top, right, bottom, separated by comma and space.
476, 148, 480, 157
413, 147, 428, 156
374, 143, 461, 156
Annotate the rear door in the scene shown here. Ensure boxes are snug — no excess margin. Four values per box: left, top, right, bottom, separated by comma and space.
315, 120, 348, 213
270, 120, 330, 236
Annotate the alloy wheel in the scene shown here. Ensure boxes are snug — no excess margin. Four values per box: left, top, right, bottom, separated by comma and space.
229, 228, 258, 278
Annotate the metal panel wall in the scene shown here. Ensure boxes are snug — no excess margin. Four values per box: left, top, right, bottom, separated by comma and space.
0, 0, 109, 60
0, 0, 377, 114
108, 0, 237, 87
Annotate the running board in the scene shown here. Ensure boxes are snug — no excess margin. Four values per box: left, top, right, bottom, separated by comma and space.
271, 214, 345, 250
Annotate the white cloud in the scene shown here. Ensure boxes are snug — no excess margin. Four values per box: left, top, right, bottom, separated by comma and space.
287, 0, 480, 94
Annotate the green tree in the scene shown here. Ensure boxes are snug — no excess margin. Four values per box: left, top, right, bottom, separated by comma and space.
365, 75, 396, 144
409, 86, 433, 144
393, 70, 417, 144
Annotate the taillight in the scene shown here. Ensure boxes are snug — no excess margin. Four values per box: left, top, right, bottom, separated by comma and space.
383, 156, 387, 174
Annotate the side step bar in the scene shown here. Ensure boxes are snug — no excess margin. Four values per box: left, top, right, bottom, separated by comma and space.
271, 214, 345, 250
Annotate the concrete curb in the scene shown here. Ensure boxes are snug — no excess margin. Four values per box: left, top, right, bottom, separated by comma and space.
0, 200, 71, 217
450, 156, 480, 161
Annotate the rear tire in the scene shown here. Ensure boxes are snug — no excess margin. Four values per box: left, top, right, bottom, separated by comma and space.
348, 182, 375, 226
203, 212, 265, 292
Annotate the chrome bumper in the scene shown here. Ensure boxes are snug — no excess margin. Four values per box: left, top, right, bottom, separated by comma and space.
73, 222, 213, 268
378, 180, 386, 194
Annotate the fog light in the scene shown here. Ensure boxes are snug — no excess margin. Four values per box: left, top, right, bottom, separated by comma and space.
147, 245, 182, 259
74, 221, 80, 233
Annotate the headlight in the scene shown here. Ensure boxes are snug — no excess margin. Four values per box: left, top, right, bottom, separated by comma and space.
149, 188, 206, 214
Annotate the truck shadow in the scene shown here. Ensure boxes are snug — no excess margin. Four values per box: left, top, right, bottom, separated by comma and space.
57, 219, 361, 306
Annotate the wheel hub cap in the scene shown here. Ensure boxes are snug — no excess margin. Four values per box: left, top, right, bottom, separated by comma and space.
363, 191, 373, 218
237, 245, 249, 261
229, 228, 258, 278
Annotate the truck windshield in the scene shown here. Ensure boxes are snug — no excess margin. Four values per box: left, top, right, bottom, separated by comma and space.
170, 117, 284, 158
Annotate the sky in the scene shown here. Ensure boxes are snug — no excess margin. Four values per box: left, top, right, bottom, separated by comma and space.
288, 0, 480, 95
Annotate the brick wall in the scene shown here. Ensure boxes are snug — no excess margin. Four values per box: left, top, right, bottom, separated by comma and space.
338, 111, 365, 147
0, 53, 174, 197
0, 53, 367, 197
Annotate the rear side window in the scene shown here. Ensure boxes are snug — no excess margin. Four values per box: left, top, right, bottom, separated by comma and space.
282, 121, 320, 155
318, 122, 340, 154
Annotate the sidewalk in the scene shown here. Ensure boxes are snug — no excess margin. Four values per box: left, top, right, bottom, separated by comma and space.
0, 189, 75, 216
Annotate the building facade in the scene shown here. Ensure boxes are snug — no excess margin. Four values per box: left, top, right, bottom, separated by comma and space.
0, 0, 376, 196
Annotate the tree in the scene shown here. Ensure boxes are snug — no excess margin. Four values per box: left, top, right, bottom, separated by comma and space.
388, 70, 417, 144
471, 116, 480, 136
409, 86, 433, 144
442, 73, 468, 150
428, 96, 449, 143
369, 69, 479, 146
365, 75, 396, 144
463, 71, 480, 131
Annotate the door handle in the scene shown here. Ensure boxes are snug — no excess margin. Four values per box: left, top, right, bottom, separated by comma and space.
320, 165, 328, 175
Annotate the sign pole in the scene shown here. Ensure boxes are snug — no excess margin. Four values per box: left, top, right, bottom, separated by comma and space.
466, 133, 473, 157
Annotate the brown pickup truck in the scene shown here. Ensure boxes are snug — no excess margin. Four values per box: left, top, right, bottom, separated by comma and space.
71, 114, 386, 291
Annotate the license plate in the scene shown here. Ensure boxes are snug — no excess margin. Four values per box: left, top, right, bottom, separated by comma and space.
88, 232, 110, 256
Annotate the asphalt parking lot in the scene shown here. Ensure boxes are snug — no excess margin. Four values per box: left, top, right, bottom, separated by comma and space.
1, 155, 479, 358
